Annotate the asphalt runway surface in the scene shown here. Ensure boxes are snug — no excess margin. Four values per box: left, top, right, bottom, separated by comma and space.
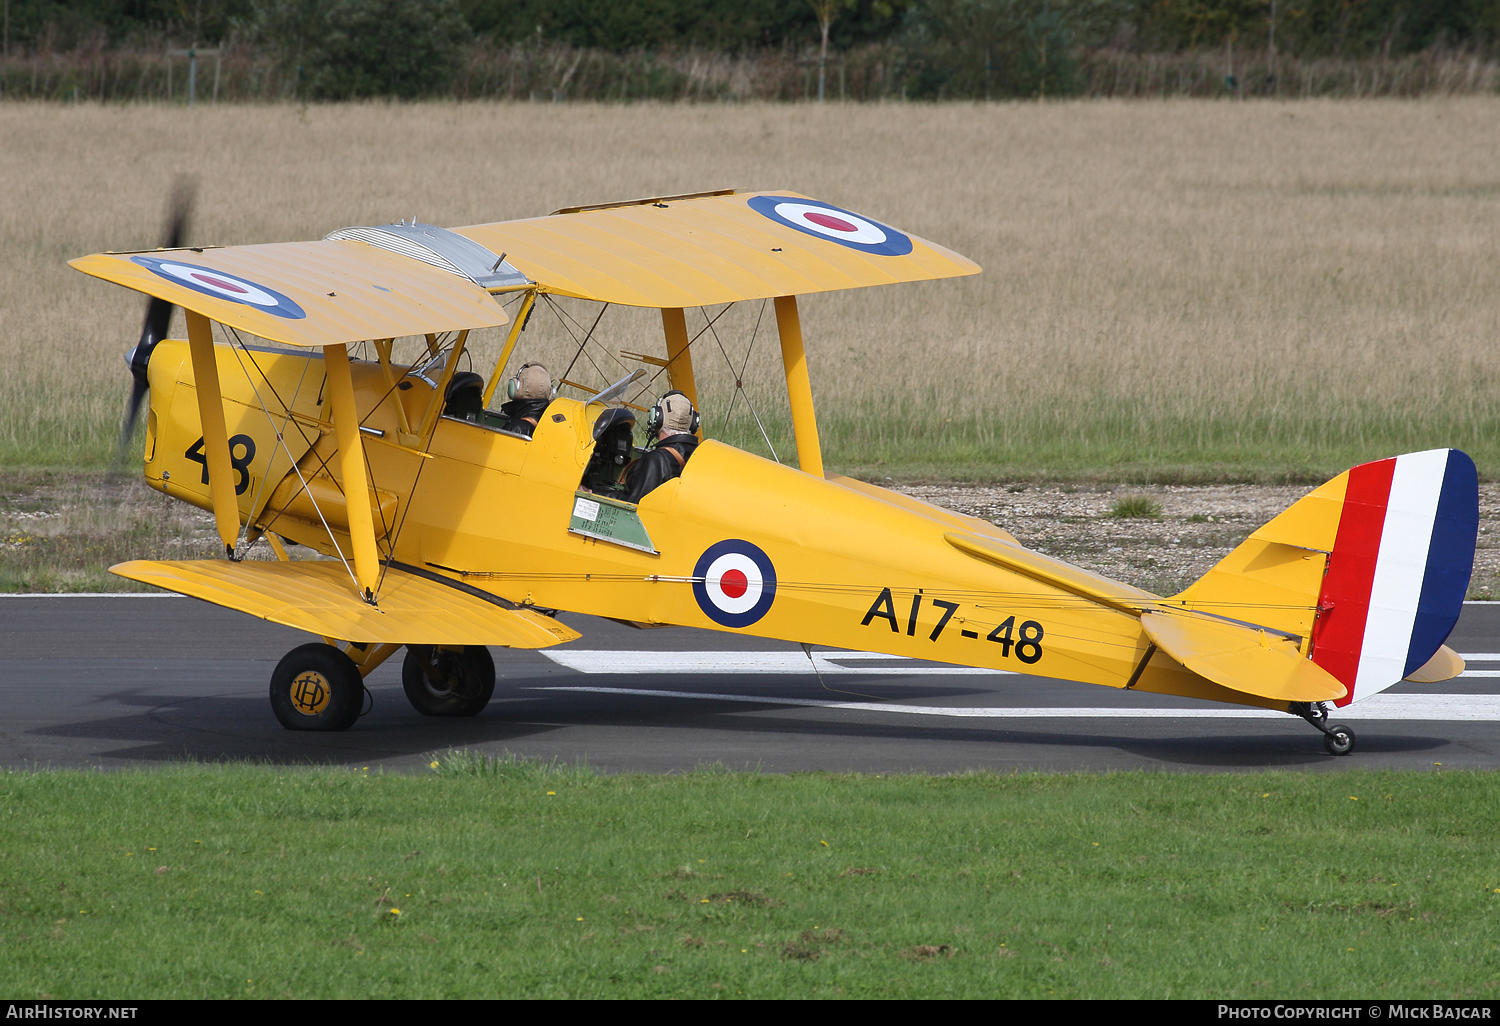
1, 595, 1497, 774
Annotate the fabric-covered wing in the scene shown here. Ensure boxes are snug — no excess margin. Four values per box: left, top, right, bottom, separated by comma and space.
455, 190, 980, 308
70, 240, 507, 347
111, 559, 578, 648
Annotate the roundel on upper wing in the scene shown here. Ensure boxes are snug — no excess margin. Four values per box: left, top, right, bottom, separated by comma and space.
747, 195, 913, 256
131, 256, 307, 319
693, 540, 777, 628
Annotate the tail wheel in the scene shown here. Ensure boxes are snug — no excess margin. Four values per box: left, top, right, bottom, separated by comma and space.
1323, 724, 1356, 756
270, 643, 363, 732
402, 645, 495, 717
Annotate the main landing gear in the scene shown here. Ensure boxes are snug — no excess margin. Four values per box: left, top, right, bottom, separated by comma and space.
269, 642, 498, 730
270, 643, 366, 731
1291, 701, 1357, 756
401, 645, 496, 717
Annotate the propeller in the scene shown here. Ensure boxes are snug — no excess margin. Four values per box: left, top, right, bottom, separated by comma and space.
114, 176, 196, 468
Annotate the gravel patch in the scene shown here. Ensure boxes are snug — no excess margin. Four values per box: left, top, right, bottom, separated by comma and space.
894, 482, 1500, 599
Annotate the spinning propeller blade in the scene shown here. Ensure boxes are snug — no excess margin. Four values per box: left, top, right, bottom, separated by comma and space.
115, 177, 196, 467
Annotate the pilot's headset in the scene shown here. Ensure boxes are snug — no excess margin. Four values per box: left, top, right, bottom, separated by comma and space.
647, 390, 700, 436
506, 362, 555, 402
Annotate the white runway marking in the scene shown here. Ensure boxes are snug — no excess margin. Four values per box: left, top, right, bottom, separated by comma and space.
543, 650, 1500, 683
0, 593, 184, 598
529, 687, 1500, 721
541, 650, 1006, 676
534, 690, 1500, 720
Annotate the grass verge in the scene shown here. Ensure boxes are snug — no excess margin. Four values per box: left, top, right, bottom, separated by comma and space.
1, 758, 1497, 999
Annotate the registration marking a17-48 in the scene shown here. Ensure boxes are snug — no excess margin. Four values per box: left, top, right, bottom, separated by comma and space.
858, 588, 1045, 664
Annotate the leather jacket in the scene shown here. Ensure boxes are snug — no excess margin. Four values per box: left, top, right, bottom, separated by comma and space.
620, 432, 699, 504
497, 397, 551, 437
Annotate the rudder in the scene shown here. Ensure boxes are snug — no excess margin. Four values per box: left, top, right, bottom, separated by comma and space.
1311, 448, 1477, 705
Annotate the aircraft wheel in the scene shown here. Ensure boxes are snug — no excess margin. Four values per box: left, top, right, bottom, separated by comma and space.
270, 643, 363, 732
402, 645, 495, 717
1323, 724, 1356, 756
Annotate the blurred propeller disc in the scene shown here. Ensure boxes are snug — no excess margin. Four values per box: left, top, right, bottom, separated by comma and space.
114, 176, 196, 470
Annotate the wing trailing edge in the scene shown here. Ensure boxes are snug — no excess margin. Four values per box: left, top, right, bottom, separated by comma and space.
110, 559, 579, 648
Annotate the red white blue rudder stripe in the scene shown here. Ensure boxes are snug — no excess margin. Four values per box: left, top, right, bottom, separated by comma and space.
1310, 448, 1478, 706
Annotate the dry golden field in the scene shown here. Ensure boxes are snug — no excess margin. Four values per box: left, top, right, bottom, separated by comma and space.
2, 98, 1499, 479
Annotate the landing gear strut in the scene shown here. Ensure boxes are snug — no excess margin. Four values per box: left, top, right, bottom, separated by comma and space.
1291, 701, 1356, 756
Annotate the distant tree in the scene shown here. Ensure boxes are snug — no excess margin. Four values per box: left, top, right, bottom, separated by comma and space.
898, 0, 1123, 98
250, 0, 470, 98
1018, 6, 1075, 95
4, 0, 245, 50
1121, 0, 1498, 58
810, 0, 856, 99
456, 0, 910, 52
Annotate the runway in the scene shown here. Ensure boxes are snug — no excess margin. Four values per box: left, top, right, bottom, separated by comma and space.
1, 595, 1496, 773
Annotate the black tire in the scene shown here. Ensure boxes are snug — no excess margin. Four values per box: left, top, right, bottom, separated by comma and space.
270, 643, 363, 732
402, 645, 495, 717
1323, 724, 1356, 756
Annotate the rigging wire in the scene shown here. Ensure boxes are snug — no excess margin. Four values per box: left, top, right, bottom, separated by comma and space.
721, 299, 767, 424
623, 302, 738, 410
375, 333, 466, 596
550, 297, 614, 391
702, 304, 780, 463
222, 328, 361, 593
221, 327, 319, 547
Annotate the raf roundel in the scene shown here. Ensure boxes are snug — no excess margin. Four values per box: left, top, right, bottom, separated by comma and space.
747, 195, 913, 257
693, 540, 777, 629
132, 256, 306, 319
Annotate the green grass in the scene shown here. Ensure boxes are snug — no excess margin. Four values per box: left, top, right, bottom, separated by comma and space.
0, 469, 222, 593
1109, 495, 1164, 519
2, 760, 1498, 998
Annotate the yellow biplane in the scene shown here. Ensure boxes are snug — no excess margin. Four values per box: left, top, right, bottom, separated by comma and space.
73, 187, 1478, 755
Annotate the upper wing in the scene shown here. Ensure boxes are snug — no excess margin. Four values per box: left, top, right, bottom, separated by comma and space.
69, 239, 508, 347
74, 190, 978, 330
455, 190, 981, 307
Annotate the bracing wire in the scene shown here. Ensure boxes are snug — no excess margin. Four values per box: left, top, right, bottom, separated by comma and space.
551, 297, 613, 391
223, 328, 361, 593
702, 305, 780, 463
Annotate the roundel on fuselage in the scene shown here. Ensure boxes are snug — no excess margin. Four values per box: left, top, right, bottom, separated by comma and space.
692, 540, 777, 628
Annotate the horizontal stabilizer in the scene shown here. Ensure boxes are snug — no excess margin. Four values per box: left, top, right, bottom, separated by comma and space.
111, 559, 579, 648
1141, 610, 1347, 703
1403, 644, 1464, 684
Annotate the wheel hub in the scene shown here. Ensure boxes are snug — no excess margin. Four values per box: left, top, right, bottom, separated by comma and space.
290, 670, 332, 715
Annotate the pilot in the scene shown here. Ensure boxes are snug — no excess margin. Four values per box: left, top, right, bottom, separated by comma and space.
496, 362, 555, 437
620, 391, 699, 504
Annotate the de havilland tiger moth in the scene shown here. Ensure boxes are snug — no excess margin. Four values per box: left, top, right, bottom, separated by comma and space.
70, 187, 1479, 754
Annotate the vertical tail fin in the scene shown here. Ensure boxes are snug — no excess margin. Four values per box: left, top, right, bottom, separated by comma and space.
1171, 449, 1477, 706
1310, 448, 1477, 705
